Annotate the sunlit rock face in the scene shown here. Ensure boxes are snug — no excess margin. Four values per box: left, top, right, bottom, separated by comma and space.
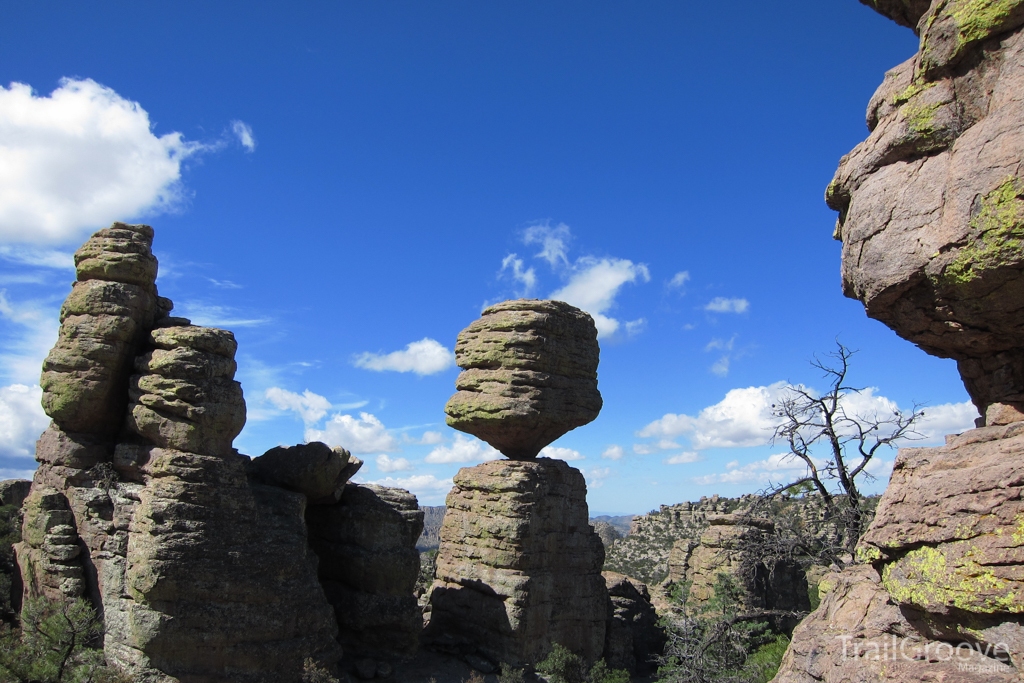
832, 0, 1024, 418
444, 299, 602, 459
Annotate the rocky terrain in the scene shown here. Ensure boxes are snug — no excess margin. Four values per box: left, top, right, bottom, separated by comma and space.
775, 1, 1024, 680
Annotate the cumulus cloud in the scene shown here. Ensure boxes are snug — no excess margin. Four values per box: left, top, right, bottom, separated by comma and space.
362, 473, 453, 503
265, 387, 332, 425
693, 452, 816, 485
583, 467, 612, 488
602, 445, 624, 460
0, 78, 207, 245
419, 430, 444, 445
500, 253, 537, 296
0, 383, 49, 460
523, 223, 571, 267
306, 412, 399, 454
540, 446, 585, 461
231, 120, 256, 152
912, 401, 979, 442
705, 297, 750, 314
425, 434, 501, 464
353, 338, 454, 376
638, 382, 790, 450
550, 257, 650, 337
668, 271, 691, 290
376, 454, 413, 473
665, 452, 700, 465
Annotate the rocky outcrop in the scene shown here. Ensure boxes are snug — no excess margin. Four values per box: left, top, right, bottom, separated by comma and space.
19, 223, 347, 682
424, 458, 608, 667
248, 442, 362, 504
684, 515, 809, 629
444, 299, 602, 460
602, 572, 665, 676
775, 565, 1016, 682
0, 480, 31, 508
306, 483, 424, 658
830, 0, 1024, 417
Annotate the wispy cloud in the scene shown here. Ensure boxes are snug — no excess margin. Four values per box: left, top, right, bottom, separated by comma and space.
0, 290, 60, 385
176, 302, 270, 328
705, 297, 749, 314
500, 253, 537, 296
0, 246, 74, 270
523, 222, 571, 267
602, 445, 624, 460
353, 338, 454, 376
668, 271, 690, 290
231, 120, 256, 152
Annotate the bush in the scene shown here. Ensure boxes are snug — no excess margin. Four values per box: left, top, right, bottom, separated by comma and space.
587, 659, 630, 683
499, 662, 526, 683
537, 645, 630, 683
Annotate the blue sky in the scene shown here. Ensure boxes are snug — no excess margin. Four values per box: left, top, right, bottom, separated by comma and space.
0, 1, 978, 512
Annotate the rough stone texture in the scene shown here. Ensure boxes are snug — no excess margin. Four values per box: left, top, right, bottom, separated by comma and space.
592, 520, 623, 548
22, 223, 345, 683
0, 479, 32, 508
776, 564, 1017, 683
829, 0, 1024, 416
684, 514, 810, 627
248, 442, 362, 504
125, 323, 245, 456
444, 299, 602, 460
424, 458, 607, 667
857, 422, 1024, 668
602, 572, 665, 676
40, 224, 159, 436
858, 0, 933, 31
305, 483, 424, 658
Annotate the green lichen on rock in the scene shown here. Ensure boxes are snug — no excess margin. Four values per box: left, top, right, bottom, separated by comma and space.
920, 0, 1024, 73
951, 0, 1023, 46
856, 544, 884, 563
902, 99, 942, 134
891, 80, 935, 107
882, 540, 1024, 614
941, 178, 1024, 285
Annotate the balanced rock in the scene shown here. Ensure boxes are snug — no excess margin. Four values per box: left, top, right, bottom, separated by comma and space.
424, 458, 608, 666
248, 442, 362, 504
444, 299, 602, 459
828, 0, 1024, 416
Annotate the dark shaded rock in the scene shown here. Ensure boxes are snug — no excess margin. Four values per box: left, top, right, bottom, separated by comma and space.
0, 480, 31, 508
602, 572, 665, 676
306, 484, 424, 658
248, 441, 361, 504
444, 299, 602, 460
424, 458, 607, 667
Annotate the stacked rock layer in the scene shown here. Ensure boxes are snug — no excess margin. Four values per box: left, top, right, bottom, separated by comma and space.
13, 223, 422, 682
425, 458, 608, 667
444, 299, 602, 459
776, 2, 1024, 681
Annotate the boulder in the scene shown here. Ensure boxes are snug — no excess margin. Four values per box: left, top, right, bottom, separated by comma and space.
444, 299, 602, 459
424, 458, 607, 667
248, 442, 361, 504
305, 483, 424, 657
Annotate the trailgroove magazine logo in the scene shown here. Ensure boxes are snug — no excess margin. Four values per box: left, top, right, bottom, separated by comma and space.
837, 635, 1011, 672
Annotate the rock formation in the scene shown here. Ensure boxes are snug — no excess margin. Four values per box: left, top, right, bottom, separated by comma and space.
424, 458, 608, 666
776, 2, 1024, 680
444, 299, 602, 459
602, 572, 665, 676
15, 223, 423, 683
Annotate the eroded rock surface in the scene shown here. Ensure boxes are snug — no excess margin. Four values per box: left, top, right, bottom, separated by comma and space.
602, 572, 665, 676
424, 458, 607, 667
831, 0, 1024, 416
248, 441, 362, 504
444, 299, 602, 459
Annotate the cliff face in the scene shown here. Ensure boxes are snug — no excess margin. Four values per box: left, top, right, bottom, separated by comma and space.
776, 2, 1024, 680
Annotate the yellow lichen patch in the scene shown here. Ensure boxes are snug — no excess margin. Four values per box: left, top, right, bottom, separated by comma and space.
951, 0, 1024, 47
891, 81, 936, 107
941, 178, 1024, 285
882, 538, 1024, 614
856, 544, 884, 563
1012, 513, 1024, 546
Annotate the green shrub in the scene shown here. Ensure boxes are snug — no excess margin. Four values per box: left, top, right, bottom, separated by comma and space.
538, 644, 589, 683
498, 662, 526, 683
587, 659, 630, 683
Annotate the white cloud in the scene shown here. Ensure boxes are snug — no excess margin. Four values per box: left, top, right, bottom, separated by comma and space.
601, 445, 624, 460
265, 387, 331, 425
176, 302, 270, 328
694, 452, 815, 485
0, 290, 60, 385
0, 78, 207, 245
705, 336, 738, 377
231, 120, 256, 152
638, 382, 789, 450
583, 467, 612, 488
540, 446, 585, 461
668, 271, 691, 289
207, 278, 242, 289
665, 452, 700, 465
0, 383, 49, 461
633, 439, 681, 455
625, 318, 647, 336
419, 430, 444, 445
523, 223, 571, 267
915, 401, 978, 442
376, 454, 412, 473
550, 257, 650, 337
0, 246, 74, 270
353, 338, 454, 376
705, 297, 750, 314
362, 473, 454, 503
425, 434, 501, 464
710, 356, 730, 377
500, 253, 537, 296
306, 412, 399, 454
